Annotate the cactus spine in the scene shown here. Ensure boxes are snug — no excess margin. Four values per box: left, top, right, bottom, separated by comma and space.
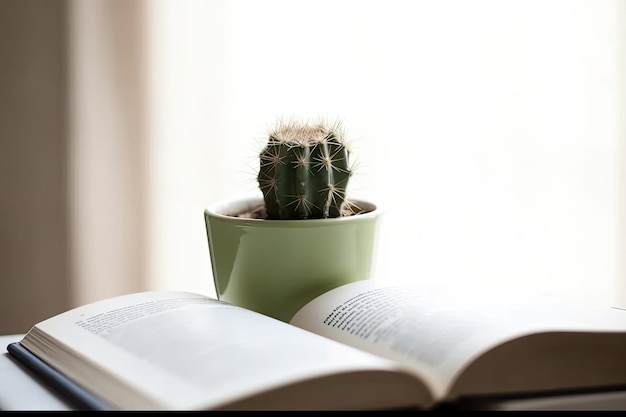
257, 118, 353, 220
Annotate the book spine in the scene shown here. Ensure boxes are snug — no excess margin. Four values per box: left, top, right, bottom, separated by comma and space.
6, 342, 112, 410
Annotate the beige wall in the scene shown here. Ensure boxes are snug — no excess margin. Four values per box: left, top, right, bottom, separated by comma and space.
0, 0, 72, 334
0, 0, 146, 334
0, 0, 148, 335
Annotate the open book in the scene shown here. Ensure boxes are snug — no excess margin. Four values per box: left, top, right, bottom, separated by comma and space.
7, 280, 626, 410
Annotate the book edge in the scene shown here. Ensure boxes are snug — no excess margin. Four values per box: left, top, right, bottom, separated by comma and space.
6, 341, 113, 411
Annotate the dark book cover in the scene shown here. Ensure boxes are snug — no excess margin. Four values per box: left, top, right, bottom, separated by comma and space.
6, 342, 112, 411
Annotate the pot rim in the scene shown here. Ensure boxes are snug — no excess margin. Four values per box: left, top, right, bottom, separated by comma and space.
205, 195, 382, 223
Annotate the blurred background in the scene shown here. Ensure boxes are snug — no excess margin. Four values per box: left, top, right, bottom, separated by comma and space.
1, 0, 625, 334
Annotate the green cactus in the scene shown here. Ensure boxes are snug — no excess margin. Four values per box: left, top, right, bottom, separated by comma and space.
257, 118, 354, 220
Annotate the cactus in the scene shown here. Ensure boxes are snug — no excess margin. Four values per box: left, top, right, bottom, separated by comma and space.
257, 118, 354, 220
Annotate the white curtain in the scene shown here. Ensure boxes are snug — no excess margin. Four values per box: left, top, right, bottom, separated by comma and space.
69, 0, 148, 304
71, 0, 626, 308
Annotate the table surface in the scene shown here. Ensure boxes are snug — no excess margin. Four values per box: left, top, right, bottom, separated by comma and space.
2, 334, 626, 411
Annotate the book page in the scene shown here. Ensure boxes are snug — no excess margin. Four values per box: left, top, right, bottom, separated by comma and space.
21, 291, 426, 410
290, 280, 626, 400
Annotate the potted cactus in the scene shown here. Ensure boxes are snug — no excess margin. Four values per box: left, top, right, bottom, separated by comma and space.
204, 118, 382, 322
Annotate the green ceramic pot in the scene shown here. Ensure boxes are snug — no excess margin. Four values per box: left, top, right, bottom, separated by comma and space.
204, 196, 382, 322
